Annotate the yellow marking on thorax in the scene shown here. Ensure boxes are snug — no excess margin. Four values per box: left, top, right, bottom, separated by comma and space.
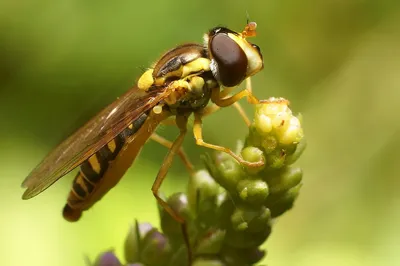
88, 155, 101, 174
138, 69, 155, 91
181, 58, 210, 77
128, 124, 133, 129
140, 58, 212, 91
107, 140, 117, 153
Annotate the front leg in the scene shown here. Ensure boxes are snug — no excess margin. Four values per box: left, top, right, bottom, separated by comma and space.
192, 112, 264, 168
211, 78, 262, 107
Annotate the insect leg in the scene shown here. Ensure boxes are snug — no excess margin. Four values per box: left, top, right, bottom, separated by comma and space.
201, 77, 255, 125
193, 112, 264, 167
232, 101, 251, 126
218, 86, 235, 98
199, 101, 251, 126
150, 133, 195, 175
226, 78, 254, 125
218, 77, 253, 99
211, 77, 265, 107
151, 114, 192, 263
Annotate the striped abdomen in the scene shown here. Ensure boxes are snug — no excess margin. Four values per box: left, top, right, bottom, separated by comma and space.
63, 113, 148, 221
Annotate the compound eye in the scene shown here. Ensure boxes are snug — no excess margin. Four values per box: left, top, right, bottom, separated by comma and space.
210, 33, 248, 87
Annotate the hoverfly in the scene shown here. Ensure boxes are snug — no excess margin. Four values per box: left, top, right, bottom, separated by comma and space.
21, 21, 265, 261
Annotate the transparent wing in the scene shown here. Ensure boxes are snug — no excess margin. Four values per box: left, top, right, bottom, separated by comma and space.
21, 85, 172, 199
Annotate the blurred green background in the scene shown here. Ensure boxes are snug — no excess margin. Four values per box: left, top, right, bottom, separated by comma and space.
1, 0, 399, 265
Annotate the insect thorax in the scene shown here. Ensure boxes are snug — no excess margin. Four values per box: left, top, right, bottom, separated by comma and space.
137, 43, 219, 112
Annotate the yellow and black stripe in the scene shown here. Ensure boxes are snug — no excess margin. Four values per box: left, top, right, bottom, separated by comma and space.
63, 113, 148, 221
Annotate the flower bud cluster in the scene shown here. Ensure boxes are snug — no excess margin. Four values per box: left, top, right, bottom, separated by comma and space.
92, 97, 305, 266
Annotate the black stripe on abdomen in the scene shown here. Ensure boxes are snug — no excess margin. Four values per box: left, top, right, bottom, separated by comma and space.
63, 113, 148, 221
81, 112, 148, 183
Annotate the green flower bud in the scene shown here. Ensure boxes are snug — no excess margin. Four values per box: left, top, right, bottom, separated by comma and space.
222, 251, 246, 266
265, 149, 286, 169
234, 140, 245, 154
141, 230, 172, 266
160, 193, 191, 244
187, 170, 221, 218
236, 179, 269, 205
269, 184, 302, 218
221, 246, 265, 266
230, 206, 271, 233
195, 229, 226, 255
285, 138, 307, 165
253, 99, 288, 132
124, 221, 153, 263
202, 153, 244, 194
240, 146, 265, 174
245, 125, 263, 147
224, 224, 271, 249
250, 98, 305, 168
167, 246, 189, 266
244, 248, 266, 264
260, 135, 278, 154
192, 258, 225, 266
282, 116, 303, 144
214, 193, 235, 229
264, 166, 302, 195
254, 111, 273, 135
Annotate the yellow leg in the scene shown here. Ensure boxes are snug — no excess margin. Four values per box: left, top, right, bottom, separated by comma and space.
193, 112, 264, 167
199, 102, 251, 127
150, 133, 195, 175
211, 77, 270, 107
212, 87, 259, 107
218, 76, 252, 98
219, 86, 235, 98
232, 101, 251, 126
151, 114, 192, 264
200, 77, 255, 126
